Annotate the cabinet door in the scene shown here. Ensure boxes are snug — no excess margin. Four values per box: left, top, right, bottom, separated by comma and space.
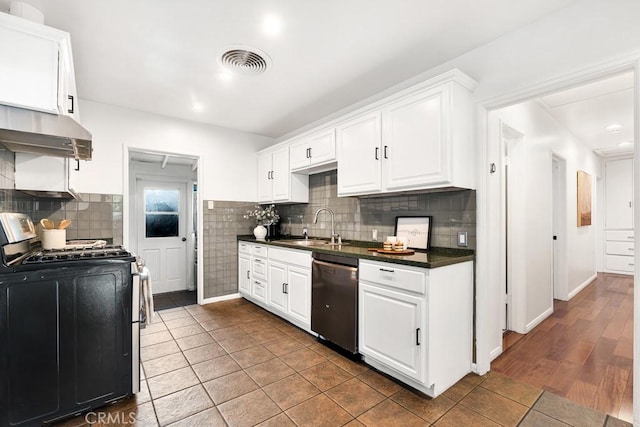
15, 153, 68, 192
308, 129, 336, 167
337, 112, 382, 196
57, 39, 79, 120
289, 139, 311, 171
0, 24, 59, 113
359, 283, 423, 381
0, 278, 61, 426
238, 255, 251, 294
383, 87, 449, 190
65, 269, 130, 404
271, 147, 290, 202
286, 265, 311, 325
257, 151, 273, 203
267, 261, 288, 314
605, 158, 633, 229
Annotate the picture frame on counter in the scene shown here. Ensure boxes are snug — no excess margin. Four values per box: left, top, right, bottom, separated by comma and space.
394, 216, 432, 251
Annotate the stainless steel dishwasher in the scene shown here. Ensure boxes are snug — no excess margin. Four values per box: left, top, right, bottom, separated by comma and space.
311, 252, 359, 353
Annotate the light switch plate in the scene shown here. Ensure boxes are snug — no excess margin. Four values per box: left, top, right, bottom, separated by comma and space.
457, 231, 468, 247
207, 201, 214, 209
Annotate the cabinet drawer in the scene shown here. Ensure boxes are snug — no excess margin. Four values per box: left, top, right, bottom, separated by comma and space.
606, 255, 635, 273
359, 261, 426, 294
605, 230, 634, 242
252, 245, 268, 257
606, 241, 635, 256
238, 242, 251, 254
252, 258, 267, 279
252, 279, 267, 302
269, 247, 311, 267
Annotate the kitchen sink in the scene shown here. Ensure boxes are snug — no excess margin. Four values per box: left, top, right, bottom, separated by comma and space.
277, 239, 348, 247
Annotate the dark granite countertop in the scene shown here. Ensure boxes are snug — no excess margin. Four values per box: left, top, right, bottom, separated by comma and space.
237, 235, 474, 268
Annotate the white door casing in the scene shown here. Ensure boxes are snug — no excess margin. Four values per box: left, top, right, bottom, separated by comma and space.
552, 156, 569, 301
136, 179, 188, 294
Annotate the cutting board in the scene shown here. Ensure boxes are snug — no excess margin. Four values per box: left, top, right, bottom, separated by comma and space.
368, 248, 415, 255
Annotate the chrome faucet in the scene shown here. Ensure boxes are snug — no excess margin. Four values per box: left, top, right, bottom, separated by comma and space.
313, 207, 339, 244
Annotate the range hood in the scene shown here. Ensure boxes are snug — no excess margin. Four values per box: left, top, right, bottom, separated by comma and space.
0, 104, 92, 160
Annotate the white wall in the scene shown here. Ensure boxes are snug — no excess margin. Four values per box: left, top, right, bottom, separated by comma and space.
278, 0, 640, 144
74, 100, 274, 200
490, 101, 599, 333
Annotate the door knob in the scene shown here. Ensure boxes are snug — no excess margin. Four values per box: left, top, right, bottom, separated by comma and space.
181, 237, 187, 242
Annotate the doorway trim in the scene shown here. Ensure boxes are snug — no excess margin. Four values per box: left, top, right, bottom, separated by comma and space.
551, 155, 568, 301
473, 52, 639, 427
500, 122, 525, 334
123, 147, 204, 305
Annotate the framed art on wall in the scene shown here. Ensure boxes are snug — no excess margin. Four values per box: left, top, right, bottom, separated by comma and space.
577, 170, 592, 227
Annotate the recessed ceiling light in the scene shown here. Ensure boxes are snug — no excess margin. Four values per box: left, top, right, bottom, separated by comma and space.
605, 123, 623, 134
618, 141, 634, 147
263, 14, 282, 36
192, 102, 204, 112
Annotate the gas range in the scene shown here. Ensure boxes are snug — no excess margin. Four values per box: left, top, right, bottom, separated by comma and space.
0, 213, 135, 271
22, 245, 134, 265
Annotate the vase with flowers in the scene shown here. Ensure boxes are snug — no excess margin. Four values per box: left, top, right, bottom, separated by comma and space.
244, 204, 280, 240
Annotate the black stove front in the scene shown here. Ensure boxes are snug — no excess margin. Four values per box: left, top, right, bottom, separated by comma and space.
0, 213, 140, 426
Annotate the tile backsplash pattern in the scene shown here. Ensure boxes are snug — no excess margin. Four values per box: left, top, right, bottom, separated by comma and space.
1, 193, 124, 244
202, 200, 256, 300
0, 151, 123, 244
277, 171, 477, 249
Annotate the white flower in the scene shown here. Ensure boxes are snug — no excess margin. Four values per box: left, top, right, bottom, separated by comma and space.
244, 204, 280, 225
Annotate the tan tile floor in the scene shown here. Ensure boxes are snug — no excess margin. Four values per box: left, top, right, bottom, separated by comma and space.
54, 298, 631, 427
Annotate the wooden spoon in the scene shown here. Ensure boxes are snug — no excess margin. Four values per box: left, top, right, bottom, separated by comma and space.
40, 218, 54, 229
58, 219, 72, 229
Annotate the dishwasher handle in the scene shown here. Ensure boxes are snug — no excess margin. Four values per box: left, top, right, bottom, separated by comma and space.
312, 258, 358, 274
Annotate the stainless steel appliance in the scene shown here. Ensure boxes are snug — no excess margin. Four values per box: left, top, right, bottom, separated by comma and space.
0, 213, 140, 426
311, 252, 358, 353
0, 104, 92, 160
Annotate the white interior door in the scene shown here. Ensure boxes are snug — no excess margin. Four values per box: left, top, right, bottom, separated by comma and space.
137, 180, 188, 294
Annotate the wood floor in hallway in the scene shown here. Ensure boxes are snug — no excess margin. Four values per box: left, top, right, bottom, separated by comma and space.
492, 273, 633, 423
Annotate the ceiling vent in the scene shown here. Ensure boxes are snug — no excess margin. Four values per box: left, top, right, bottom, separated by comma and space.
218, 45, 271, 75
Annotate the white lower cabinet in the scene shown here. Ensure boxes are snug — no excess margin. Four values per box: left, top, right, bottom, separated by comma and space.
359, 283, 424, 381
604, 230, 634, 275
238, 243, 312, 331
238, 254, 251, 294
359, 259, 473, 397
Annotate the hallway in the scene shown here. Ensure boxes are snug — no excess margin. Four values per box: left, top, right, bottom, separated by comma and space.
492, 273, 633, 423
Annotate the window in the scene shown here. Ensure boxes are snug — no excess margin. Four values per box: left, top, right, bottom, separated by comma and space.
144, 189, 179, 238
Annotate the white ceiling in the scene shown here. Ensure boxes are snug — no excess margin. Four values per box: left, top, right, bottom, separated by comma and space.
1, 0, 581, 138
538, 72, 634, 156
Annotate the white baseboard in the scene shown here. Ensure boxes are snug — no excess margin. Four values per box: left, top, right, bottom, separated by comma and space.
199, 293, 241, 305
525, 306, 553, 333
489, 345, 502, 362
567, 273, 598, 300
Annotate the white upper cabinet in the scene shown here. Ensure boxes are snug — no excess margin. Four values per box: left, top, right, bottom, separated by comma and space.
57, 39, 80, 121
383, 86, 448, 190
0, 13, 79, 118
336, 112, 382, 196
290, 128, 337, 173
257, 146, 309, 204
337, 70, 477, 197
605, 158, 633, 229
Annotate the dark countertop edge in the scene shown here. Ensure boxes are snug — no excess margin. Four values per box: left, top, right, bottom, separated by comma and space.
236, 235, 474, 269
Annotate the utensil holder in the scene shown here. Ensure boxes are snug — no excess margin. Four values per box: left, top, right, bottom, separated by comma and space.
42, 229, 66, 249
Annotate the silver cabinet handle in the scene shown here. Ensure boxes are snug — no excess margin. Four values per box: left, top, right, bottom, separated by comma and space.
246, 271, 250, 279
